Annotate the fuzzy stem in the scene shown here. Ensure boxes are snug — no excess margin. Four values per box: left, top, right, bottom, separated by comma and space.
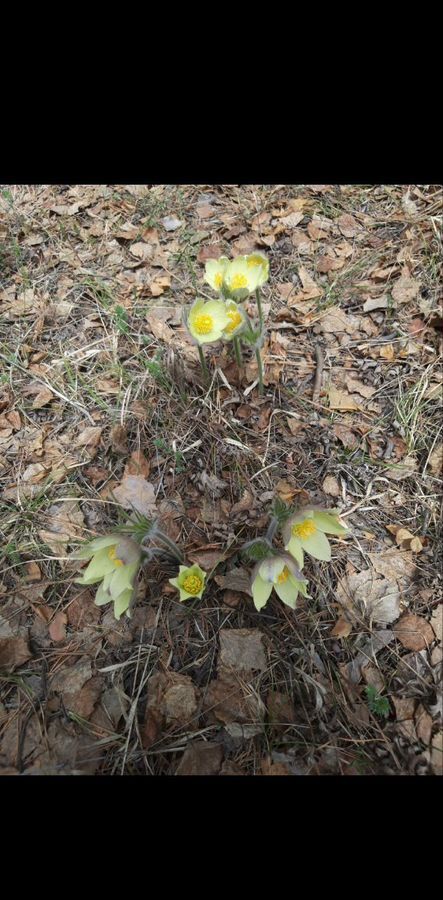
265, 516, 279, 543
154, 530, 184, 563
198, 345, 208, 379
255, 346, 264, 396
233, 337, 243, 367
256, 287, 264, 329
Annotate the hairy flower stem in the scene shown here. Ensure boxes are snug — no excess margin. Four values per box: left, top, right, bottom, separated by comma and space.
153, 531, 184, 563
233, 337, 243, 367
255, 287, 264, 329
198, 345, 209, 379
265, 517, 279, 543
255, 347, 264, 396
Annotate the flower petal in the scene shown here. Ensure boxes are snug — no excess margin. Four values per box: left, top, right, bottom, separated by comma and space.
113, 588, 133, 620
300, 529, 331, 561
77, 547, 117, 583
313, 511, 348, 535
284, 537, 304, 569
258, 556, 286, 582
94, 581, 112, 606
274, 577, 300, 609
252, 574, 274, 610
109, 561, 138, 600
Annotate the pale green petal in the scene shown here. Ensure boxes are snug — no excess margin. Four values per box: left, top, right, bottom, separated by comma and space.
274, 577, 300, 609
224, 257, 257, 297
259, 556, 286, 583
109, 561, 138, 600
77, 547, 117, 584
113, 588, 132, 620
313, 512, 348, 535
284, 537, 304, 569
300, 529, 331, 561
204, 258, 229, 291
251, 574, 273, 611
94, 581, 112, 607
71, 535, 117, 560
246, 253, 269, 287
187, 299, 229, 345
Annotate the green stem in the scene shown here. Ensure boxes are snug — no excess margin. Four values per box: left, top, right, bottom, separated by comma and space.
256, 287, 264, 329
265, 517, 279, 543
233, 337, 243, 367
255, 347, 264, 396
155, 530, 184, 563
198, 345, 208, 379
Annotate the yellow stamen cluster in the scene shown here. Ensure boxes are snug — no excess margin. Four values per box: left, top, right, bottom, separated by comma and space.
108, 546, 123, 567
277, 567, 290, 584
194, 313, 214, 335
247, 255, 264, 268
215, 273, 223, 288
292, 520, 317, 540
183, 574, 203, 595
225, 309, 243, 332
230, 274, 248, 290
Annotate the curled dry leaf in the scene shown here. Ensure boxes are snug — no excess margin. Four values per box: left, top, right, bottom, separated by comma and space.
176, 742, 223, 776
394, 613, 435, 651
322, 475, 341, 497
214, 567, 252, 596
0, 636, 33, 670
331, 617, 352, 639
428, 442, 443, 476
49, 611, 67, 642
218, 629, 267, 675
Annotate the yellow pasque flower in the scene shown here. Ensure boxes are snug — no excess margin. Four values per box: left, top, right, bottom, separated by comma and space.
245, 252, 269, 287
224, 256, 263, 300
73, 535, 142, 620
283, 508, 348, 566
169, 564, 207, 602
204, 257, 230, 293
251, 553, 309, 611
187, 298, 230, 345
222, 300, 247, 341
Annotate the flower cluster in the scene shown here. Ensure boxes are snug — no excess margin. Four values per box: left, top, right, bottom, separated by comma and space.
250, 506, 348, 611
73, 535, 142, 620
187, 253, 269, 347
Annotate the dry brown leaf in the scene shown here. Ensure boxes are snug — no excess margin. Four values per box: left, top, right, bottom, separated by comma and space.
219, 629, 267, 674
110, 425, 128, 455
337, 214, 362, 238
176, 742, 223, 776
331, 617, 352, 638
113, 475, 157, 517
146, 311, 176, 343
333, 423, 359, 449
77, 426, 102, 448
367, 548, 416, 582
49, 611, 67, 642
415, 705, 433, 745
394, 613, 435, 651
0, 636, 32, 670
379, 343, 395, 361
188, 547, 225, 570
214, 567, 252, 596
39, 500, 85, 556
392, 269, 420, 305
322, 475, 341, 497
318, 306, 361, 335
345, 377, 376, 399
197, 243, 224, 263
123, 450, 150, 479
363, 296, 389, 313
428, 442, 443, 476
32, 387, 54, 410
280, 211, 304, 229
430, 606, 442, 643
329, 386, 361, 412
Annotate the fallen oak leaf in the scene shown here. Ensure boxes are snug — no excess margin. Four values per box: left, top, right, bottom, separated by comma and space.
331, 617, 352, 638
393, 613, 435, 651
113, 475, 157, 517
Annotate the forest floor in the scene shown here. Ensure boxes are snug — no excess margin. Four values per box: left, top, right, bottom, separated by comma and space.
0, 183, 442, 776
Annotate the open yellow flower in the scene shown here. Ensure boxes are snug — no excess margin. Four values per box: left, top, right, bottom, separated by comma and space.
187, 298, 230, 345
222, 300, 247, 341
251, 553, 309, 611
245, 252, 269, 287
283, 508, 348, 566
204, 257, 230, 293
169, 564, 207, 602
223, 256, 262, 300
73, 535, 141, 620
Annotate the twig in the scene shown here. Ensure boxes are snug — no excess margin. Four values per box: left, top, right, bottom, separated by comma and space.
312, 344, 324, 403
